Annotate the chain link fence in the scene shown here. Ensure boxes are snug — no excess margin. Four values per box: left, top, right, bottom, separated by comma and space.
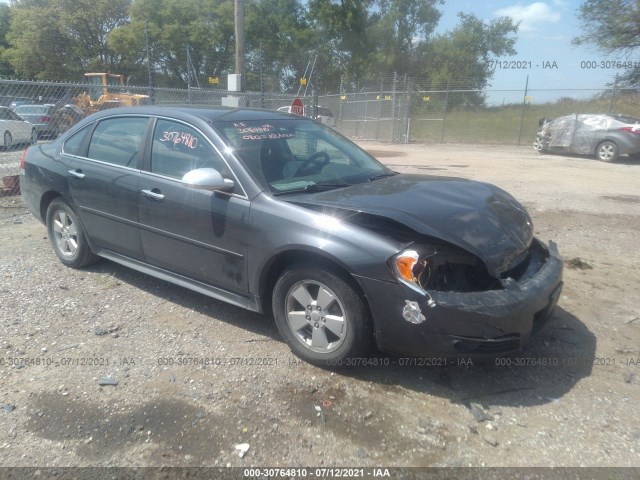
1, 75, 636, 197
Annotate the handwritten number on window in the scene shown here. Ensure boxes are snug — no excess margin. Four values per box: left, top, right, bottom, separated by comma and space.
159, 131, 198, 149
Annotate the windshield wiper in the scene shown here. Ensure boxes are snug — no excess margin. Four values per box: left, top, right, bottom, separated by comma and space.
369, 172, 398, 181
272, 182, 351, 196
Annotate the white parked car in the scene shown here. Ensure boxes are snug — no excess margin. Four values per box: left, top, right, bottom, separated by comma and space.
0, 106, 37, 149
277, 105, 335, 127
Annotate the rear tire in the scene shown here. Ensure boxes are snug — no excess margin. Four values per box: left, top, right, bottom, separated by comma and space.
272, 264, 373, 366
3, 131, 12, 150
46, 198, 97, 268
596, 140, 618, 162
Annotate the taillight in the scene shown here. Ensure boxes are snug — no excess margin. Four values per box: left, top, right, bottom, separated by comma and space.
20, 147, 28, 171
38, 116, 51, 122
620, 126, 640, 134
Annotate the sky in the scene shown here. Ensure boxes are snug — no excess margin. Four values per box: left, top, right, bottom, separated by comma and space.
437, 0, 624, 104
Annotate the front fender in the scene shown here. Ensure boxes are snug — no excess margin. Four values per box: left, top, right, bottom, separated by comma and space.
247, 193, 403, 297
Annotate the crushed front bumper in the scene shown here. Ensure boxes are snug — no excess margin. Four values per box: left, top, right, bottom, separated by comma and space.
357, 240, 563, 357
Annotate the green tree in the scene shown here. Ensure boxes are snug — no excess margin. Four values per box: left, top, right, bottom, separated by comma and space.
372, 0, 443, 75
307, 0, 376, 91
419, 13, 518, 105
573, 0, 640, 85
111, 0, 236, 87
0, 4, 15, 76
4, 0, 68, 79
4, 0, 132, 80
57, 0, 132, 72
245, 0, 314, 92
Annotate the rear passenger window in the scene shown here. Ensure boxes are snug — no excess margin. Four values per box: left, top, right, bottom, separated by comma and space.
87, 117, 148, 167
62, 125, 91, 156
150, 119, 222, 179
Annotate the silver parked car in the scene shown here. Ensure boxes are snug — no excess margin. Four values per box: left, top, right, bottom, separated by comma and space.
14, 104, 59, 139
277, 105, 335, 127
534, 113, 640, 162
0, 106, 38, 149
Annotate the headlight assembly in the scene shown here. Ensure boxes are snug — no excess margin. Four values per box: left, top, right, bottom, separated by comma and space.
390, 244, 500, 293
391, 249, 430, 294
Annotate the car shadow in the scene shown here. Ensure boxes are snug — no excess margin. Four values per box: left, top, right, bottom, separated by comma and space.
341, 306, 596, 408
83, 260, 593, 408
540, 150, 640, 166
82, 259, 280, 341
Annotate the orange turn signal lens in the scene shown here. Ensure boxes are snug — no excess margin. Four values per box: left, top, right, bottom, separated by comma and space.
396, 257, 416, 281
395, 251, 419, 282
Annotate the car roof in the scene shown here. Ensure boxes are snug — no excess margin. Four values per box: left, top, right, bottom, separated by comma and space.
87, 105, 301, 123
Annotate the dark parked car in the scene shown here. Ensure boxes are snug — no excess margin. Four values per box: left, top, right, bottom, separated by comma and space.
534, 113, 640, 162
21, 106, 563, 365
14, 104, 59, 139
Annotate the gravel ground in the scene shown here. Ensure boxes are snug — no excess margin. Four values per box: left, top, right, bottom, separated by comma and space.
0, 142, 639, 473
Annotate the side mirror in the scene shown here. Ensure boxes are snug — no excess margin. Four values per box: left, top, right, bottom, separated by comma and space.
181, 168, 234, 192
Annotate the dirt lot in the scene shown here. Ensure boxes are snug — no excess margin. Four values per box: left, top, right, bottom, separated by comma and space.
0, 142, 639, 470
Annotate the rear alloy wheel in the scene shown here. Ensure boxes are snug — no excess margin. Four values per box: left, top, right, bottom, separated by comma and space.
272, 264, 373, 366
3, 131, 12, 150
596, 140, 618, 162
46, 198, 97, 268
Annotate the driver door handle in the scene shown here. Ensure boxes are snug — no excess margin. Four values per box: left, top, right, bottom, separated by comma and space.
141, 189, 165, 201
68, 169, 85, 179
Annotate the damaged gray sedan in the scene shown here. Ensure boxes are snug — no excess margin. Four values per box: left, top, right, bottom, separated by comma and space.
534, 113, 640, 162
21, 106, 563, 365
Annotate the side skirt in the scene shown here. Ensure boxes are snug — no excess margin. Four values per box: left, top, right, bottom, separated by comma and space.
98, 250, 261, 313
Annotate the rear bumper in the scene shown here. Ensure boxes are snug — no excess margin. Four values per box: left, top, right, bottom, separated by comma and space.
358, 240, 563, 357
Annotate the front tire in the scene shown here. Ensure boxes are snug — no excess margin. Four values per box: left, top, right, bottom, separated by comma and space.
533, 135, 547, 153
596, 140, 618, 162
46, 198, 97, 268
272, 264, 373, 366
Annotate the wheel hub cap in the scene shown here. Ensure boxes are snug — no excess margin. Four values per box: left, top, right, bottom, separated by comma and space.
286, 280, 346, 353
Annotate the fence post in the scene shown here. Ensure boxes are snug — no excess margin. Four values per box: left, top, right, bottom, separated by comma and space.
404, 76, 413, 144
517, 75, 529, 146
391, 71, 398, 143
375, 76, 383, 140
440, 81, 450, 143
338, 74, 345, 131
608, 74, 618, 113
145, 19, 154, 104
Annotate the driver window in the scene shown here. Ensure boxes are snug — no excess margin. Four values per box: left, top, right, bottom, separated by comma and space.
151, 119, 222, 179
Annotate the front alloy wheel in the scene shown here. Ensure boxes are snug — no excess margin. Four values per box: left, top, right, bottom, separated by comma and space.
273, 264, 372, 365
533, 135, 547, 153
46, 198, 97, 268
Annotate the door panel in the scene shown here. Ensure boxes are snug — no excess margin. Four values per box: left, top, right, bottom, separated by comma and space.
64, 116, 149, 259
138, 175, 249, 292
138, 118, 249, 293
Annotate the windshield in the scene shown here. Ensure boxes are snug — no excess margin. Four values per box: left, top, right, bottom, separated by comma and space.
212, 118, 391, 194
15, 106, 49, 115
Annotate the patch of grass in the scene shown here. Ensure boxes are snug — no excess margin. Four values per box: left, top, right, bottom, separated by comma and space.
410, 93, 640, 145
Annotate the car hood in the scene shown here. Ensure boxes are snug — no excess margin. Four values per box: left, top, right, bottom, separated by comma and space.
286, 174, 534, 276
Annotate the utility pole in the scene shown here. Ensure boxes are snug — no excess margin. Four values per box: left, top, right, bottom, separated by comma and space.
235, 0, 245, 92
145, 19, 153, 103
